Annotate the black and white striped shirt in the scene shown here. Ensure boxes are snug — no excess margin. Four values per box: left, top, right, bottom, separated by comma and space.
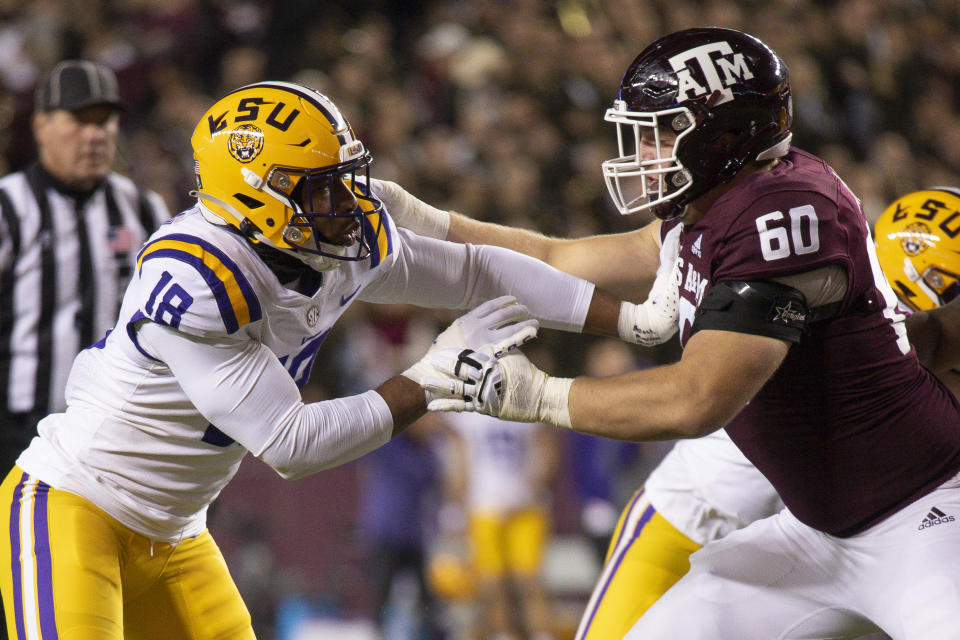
0, 163, 170, 418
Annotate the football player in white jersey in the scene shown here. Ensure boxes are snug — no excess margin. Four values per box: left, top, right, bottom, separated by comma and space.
0, 81, 668, 640
875, 187, 960, 396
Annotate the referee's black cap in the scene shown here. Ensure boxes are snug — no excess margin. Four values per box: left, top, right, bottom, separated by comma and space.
35, 60, 122, 113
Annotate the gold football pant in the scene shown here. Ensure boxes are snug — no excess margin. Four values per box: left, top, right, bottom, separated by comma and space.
0, 467, 254, 639
468, 507, 548, 578
575, 487, 701, 640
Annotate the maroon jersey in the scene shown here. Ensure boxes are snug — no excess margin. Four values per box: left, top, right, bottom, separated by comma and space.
665, 148, 960, 536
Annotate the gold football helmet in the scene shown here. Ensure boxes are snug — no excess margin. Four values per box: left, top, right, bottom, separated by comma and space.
875, 188, 960, 310
191, 81, 383, 270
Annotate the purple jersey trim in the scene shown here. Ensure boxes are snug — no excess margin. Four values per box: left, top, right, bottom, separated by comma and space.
138, 233, 262, 334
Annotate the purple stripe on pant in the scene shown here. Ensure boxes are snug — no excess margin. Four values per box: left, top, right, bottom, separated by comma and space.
32, 482, 58, 638
577, 488, 656, 639
9, 472, 26, 640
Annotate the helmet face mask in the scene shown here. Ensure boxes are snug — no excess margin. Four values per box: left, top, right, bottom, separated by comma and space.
602, 28, 793, 221
602, 101, 695, 216
875, 188, 960, 311
266, 161, 377, 261
192, 81, 384, 271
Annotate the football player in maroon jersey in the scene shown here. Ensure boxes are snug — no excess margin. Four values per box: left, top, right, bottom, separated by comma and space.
423, 28, 960, 639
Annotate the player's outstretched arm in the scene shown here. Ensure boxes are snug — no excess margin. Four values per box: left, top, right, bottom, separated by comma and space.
134, 298, 535, 479
369, 182, 678, 346
372, 178, 662, 301
566, 330, 789, 440
429, 328, 789, 443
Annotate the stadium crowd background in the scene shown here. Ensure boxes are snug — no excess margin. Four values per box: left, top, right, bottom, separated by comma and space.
2, 0, 959, 638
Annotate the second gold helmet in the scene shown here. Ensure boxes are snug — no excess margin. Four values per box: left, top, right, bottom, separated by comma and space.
875, 188, 960, 310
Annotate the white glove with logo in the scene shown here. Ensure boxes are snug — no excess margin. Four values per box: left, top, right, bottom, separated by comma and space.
408, 347, 490, 407
403, 296, 538, 404
618, 224, 682, 346
370, 178, 451, 240
426, 350, 573, 428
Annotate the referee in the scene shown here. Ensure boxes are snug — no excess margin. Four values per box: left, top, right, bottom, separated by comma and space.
0, 60, 170, 475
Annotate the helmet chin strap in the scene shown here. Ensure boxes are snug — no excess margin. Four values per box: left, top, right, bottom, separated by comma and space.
756, 133, 792, 161
902, 257, 943, 307
283, 248, 343, 272
195, 191, 242, 224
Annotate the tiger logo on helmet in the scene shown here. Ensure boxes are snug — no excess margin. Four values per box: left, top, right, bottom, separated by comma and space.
191, 81, 386, 272
875, 188, 960, 311
226, 124, 264, 163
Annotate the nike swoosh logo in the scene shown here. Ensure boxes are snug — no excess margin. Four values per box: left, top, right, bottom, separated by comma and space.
340, 285, 361, 306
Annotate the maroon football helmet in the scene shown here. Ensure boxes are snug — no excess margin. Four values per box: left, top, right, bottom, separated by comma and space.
602, 27, 793, 221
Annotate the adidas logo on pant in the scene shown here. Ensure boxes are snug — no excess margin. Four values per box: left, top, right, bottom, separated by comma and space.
918, 506, 956, 530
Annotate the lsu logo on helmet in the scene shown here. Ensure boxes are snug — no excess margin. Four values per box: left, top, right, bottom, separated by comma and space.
190, 81, 387, 271
226, 124, 264, 163
899, 222, 933, 257
875, 188, 960, 311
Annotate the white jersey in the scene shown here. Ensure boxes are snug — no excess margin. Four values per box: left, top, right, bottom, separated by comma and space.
449, 412, 546, 514
644, 430, 784, 546
16, 205, 594, 543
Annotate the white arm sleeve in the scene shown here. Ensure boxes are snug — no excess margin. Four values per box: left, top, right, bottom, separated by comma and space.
360, 228, 594, 332
137, 321, 393, 480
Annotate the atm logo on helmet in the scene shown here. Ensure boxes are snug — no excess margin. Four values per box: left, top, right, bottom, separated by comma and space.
668, 41, 754, 105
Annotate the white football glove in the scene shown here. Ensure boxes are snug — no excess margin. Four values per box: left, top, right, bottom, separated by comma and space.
406, 347, 489, 407
370, 178, 451, 240
433, 295, 538, 357
403, 296, 538, 403
427, 351, 573, 428
617, 224, 682, 346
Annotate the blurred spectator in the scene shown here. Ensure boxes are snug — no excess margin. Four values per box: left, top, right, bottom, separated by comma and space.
337, 302, 450, 638
357, 416, 451, 640
3, 0, 957, 231
445, 405, 560, 640
566, 339, 670, 563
